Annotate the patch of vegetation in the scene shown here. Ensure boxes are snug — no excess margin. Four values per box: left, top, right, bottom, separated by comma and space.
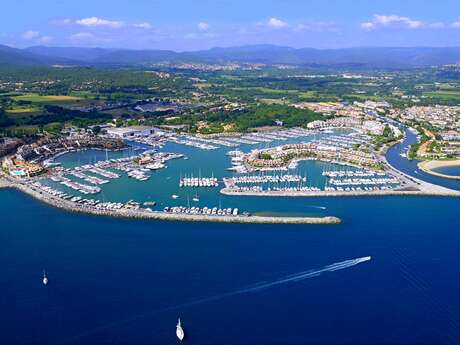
12, 94, 82, 103
259, 152, 273, 160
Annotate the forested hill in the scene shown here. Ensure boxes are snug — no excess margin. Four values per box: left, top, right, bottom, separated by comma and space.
1, 44, 460, 68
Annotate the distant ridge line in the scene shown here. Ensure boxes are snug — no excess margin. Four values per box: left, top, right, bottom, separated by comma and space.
1, 44, 460, 68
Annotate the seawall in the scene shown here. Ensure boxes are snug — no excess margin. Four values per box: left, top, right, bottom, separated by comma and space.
220, 187, 460, 198
0, 177, 340, 225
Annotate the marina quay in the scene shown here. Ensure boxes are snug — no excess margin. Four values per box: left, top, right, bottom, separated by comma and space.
0, 176, 340, 224
1, 126, 360, 224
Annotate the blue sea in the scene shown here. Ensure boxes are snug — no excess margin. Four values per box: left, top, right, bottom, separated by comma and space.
1, 129, 460, 345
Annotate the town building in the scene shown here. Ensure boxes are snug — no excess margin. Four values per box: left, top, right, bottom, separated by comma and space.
106, 126, 158, 138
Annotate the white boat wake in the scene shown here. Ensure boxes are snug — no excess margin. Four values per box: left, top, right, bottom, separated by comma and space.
53, 256, 371, 345
201, 256, 371, 300
309, 206, 327, 210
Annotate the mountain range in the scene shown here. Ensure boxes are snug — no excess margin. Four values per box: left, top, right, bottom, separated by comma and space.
1, 44, 460, 68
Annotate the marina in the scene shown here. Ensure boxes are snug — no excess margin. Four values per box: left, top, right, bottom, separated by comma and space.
0, 176, 341, 224
2, 126, 459, 226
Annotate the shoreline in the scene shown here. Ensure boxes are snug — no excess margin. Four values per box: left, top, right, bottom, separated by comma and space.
0, 177, 340, 225
418, 160, 460, 180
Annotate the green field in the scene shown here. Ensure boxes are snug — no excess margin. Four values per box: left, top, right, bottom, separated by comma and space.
231, 87, 299, 95
12, 93, 82, 103
259, 98, 287, 104
423, 91, 460, 101
344, 94, 383, 101
69, 91, 98, 98
6, 106, 41, 114
298, 91, 319, 99
221, 75, 242, 81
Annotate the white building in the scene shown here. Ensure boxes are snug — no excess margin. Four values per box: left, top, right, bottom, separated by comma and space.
362, 120, 385, 135
307, 120, 326, 129
106, 126, 157, 138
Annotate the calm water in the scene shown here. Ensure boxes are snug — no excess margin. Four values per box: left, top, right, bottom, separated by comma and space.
43, 129, 392, 216
434, 166, 460, 177
2, 130, 460, 345
386, 128, 460, 191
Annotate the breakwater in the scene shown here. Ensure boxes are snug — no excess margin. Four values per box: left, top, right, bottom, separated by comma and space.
0, 177, 340, 225
220, 185, 460, 198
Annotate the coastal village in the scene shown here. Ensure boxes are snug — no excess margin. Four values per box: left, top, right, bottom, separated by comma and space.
1, 99, 460, 225
1, 64, 460, 223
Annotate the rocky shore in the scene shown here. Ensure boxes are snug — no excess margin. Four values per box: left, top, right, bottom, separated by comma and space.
0, 177, 340, 225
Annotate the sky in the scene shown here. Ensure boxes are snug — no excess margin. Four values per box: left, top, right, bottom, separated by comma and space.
1, 0, 460, 51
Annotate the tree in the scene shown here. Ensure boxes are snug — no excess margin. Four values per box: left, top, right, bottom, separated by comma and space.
260, 152, 273, 160
383, 124, 393, 138
92, 125, 101, 135
0, 108, 14, 127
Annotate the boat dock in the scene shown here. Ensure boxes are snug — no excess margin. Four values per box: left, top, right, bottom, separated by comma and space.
179, 176, 219, 187
0, 176, 341, 225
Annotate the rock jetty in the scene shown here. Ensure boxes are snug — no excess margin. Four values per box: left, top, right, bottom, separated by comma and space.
0, 177, 341, 225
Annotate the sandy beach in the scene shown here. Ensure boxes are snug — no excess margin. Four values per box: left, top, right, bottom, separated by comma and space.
418, 160, 460, 180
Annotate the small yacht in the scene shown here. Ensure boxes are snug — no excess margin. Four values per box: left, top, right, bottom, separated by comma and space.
176, 318, 185, 341
192, 194, 199, 202
42, 271, 48, 286
172, 194, 179, 199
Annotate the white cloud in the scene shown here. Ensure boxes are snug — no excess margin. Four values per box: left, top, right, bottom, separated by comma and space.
68, 31, 115, 46
361, 15, 423, 31
134, 22, 153, 30
294, 22, 337, 32
21, 30, 40, 39
185, 31, 218, 40
52, 17, 154, 30
70, 32, 96, 41
452, 19, 460, 28
20, 30, 53, 44
361, 22, 375, 30
267, 17, 289, 29
198, 22, 209, 31
38, 36, 53, 44
76, 17, 125, 28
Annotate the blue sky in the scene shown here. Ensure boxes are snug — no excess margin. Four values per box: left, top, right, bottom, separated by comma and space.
1, 0, 460, 50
